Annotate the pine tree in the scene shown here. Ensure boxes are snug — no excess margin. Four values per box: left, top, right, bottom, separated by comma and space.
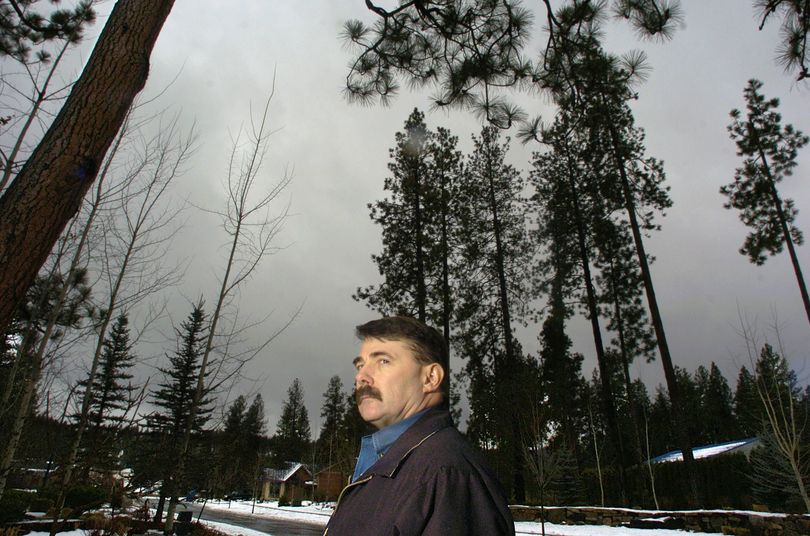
151, 304, 212, 434
699, 362, 737, 443
753, 0, 810, 81
456, 126, 534, 501
0, 269, 93, 500
274, 378, 311, 464
531, 109, 630, 500
343, 1, 681, 124
224, 396, 247, 435
722, 79, 810, 324
0, 0, 177, 333
244, 395, 267, 446
318, 375, 347, 469
148, 302, 212, 522
354, 109, 463, 397
218, 394, 266, 493
76, 314, 137, 476
0, 1, 97, 63
749, 343, 810, 512
734, 366, 762, 437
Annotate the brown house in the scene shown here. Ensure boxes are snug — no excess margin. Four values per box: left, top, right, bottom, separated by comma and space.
261, 462, 313, 503
314, 470, 348, 501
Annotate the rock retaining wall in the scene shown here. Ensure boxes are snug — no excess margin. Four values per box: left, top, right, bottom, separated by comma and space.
509, 506, 810, 535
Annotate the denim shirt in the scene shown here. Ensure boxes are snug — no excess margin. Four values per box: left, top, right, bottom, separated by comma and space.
351, 409, 428, 482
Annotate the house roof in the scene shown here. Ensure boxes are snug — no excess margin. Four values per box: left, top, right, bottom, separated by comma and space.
648, 437, 760, 464
263, 462, 312, 483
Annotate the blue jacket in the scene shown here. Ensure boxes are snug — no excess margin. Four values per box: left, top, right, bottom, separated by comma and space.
324, 407, 514, 536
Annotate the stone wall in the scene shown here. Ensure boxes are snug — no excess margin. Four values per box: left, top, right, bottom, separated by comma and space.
510, 505, 810, 536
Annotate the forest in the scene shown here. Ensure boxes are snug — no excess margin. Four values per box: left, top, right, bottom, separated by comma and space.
0, 0, 809, 532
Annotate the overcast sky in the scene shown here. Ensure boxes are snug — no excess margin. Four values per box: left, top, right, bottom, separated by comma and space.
59, 1, 810, 435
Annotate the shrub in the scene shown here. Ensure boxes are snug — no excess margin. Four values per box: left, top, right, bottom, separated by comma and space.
277, 495, 290, 507
65, 484, 107, 513
0, 490, 32, 523
28, 496, 53, 513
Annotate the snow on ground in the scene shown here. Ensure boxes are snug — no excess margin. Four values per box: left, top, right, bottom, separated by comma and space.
196, 499, 331, 526
192, 500, 724, 535
21, 499, 735, 535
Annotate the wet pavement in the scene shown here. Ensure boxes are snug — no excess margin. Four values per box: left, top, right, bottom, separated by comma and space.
181, 503, 325, 536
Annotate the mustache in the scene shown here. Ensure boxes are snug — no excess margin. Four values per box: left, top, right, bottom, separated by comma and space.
355, 385, 382, 404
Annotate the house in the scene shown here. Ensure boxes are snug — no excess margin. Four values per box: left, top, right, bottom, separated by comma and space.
260, 462, 313, 502
648, 437, 761, 464
314, 470, 347, 501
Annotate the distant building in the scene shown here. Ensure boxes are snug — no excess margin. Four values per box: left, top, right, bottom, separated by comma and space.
648, 438, 761, 464
314, 470, 347, 501
260, 462, 313, 502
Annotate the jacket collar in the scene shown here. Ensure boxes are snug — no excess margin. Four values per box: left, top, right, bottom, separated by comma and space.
366, 406, 453, 478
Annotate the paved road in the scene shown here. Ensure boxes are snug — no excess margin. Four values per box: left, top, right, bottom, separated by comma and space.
181, 502, 326, 536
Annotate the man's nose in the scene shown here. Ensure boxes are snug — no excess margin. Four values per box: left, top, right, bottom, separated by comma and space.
355, 365, 372, 386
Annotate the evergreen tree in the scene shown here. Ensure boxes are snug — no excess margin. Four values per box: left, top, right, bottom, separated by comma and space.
334, 389, 370, 474
647, 387, 675, 457
151, 304, 212, 434
753, 0, 810, 81
317, 375, 347, 468
734, 365, 762, 437
748, 343, 810, 512
274, 378, 311, 464
531, 110, 631, 500
354, 109, 463, 397
0, 268, 93, 500
722, 79, 810, 324
0, 0, 177, 333
218, 394, 266, 493
244, 395, 266, 446
148, 302, 212, 522
456, 126, 534, 501
76, 313, 137, 476
343, 1, 681, 124
224, 396, 247, 435
699, 362, 737, 443
0, 0, 97, 63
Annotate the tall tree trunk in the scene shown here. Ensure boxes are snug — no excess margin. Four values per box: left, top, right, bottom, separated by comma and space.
607, 122, 700, 506
0, 0, 176, 334
439, 168, 452, 408
0, 125, 124, 501
607, 262, 646, 466
412, 164, 427, 322
561, 147, 627, 503
756, 145, 810, 325
484, 155, 525, 503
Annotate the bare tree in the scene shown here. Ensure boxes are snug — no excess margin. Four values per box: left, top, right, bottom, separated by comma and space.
161, 89, 295, 533
48, 110, 193, 535
0, 103, 140, 501
738, 314, 810, 513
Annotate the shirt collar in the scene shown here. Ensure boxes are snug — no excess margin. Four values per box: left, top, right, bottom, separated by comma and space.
352, 409, 429, 482
371, 409, 428, 457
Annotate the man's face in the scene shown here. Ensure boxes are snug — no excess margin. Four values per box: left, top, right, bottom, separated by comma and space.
353, 337, 430, 429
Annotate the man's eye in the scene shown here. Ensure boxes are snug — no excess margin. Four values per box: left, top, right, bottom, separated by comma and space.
379, 358, 390, 365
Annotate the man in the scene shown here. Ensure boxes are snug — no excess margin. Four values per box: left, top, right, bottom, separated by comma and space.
324, 316, 514, 536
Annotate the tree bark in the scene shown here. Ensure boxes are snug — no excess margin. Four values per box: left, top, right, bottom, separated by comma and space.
561, 145, 627, 503
607, 122, 700, 506
483, 147, 525, 503
756, 145, 810, 325
0, 0, 176, 334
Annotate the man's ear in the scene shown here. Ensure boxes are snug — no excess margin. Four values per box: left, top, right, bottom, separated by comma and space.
422, 363, 444, 394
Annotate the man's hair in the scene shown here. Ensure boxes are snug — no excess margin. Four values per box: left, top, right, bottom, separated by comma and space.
356, 316, 449, 398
